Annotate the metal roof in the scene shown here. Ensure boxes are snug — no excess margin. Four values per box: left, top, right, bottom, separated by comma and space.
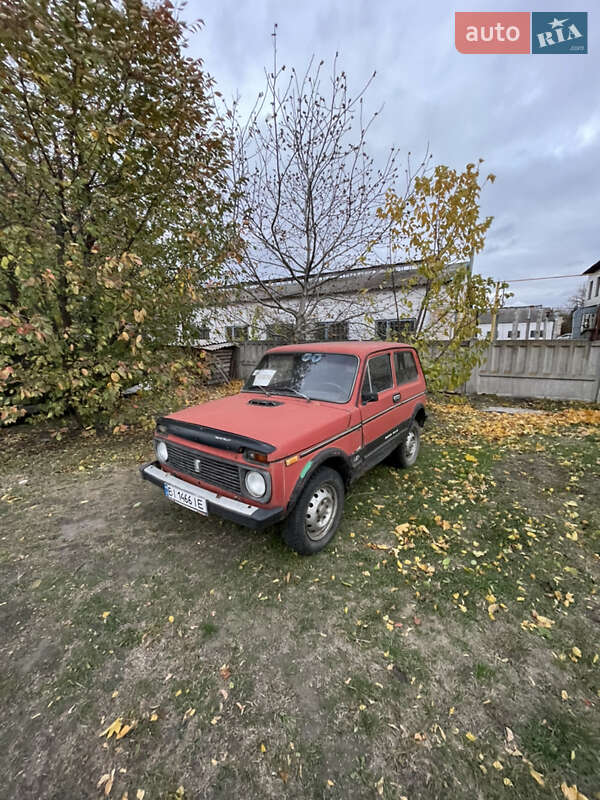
583, 259, 600, 275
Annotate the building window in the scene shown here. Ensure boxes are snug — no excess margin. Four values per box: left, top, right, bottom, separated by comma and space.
507, 330, 521, 339
226, 325, 248, 342
196, 325, 210, 340
596, 277, 600, 297
581, 312, 595, 331
375, 318, 415, 340
266, 322, 295, 343
394, 350, 418, 384
589, 281, 593, 300
314, 321, 349, 341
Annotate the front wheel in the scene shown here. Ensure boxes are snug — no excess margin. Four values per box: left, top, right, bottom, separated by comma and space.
282, 466, 345, 555
390, 421, 421, 468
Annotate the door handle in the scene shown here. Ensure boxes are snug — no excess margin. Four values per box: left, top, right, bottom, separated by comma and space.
393, 393, 401, 403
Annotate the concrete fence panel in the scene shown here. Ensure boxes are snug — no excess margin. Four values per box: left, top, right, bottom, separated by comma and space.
470, 341, 600, 402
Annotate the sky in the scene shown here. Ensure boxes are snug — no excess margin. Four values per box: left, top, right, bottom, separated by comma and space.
182, 0, 599, 308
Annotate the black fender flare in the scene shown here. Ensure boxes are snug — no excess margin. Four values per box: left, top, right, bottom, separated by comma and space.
411, 402, 428, 426
286, 447, 353, 512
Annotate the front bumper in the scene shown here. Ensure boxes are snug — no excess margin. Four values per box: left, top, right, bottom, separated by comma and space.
139, 461, 285, 531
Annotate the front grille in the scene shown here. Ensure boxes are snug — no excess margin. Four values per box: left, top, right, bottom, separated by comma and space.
164, 440, 242, 495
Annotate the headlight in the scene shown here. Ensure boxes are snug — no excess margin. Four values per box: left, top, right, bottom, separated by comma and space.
245, 470, 266, 498
156, 440, 168, 462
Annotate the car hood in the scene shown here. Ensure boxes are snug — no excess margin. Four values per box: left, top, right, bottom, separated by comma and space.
166, 392, 352, 459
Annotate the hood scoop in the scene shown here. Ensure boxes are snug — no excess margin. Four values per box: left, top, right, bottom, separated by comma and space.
248, 398, 283, 407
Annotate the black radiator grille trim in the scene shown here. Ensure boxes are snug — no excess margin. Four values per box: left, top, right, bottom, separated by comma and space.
165, 441, 242, 495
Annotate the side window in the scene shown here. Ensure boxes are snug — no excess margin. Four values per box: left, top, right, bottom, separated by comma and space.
394, 350, 418, 385
367, 354, 393, 393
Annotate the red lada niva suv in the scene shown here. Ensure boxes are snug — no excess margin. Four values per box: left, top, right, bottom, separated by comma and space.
140, 341, 427, 554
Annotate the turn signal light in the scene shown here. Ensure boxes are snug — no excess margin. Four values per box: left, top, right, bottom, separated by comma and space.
247, 450, 268, 463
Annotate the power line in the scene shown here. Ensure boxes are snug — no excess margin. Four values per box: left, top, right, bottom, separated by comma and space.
501, 274, 583, 283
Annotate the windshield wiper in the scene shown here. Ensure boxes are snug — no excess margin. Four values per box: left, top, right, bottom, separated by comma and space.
243, 384, 271, 396
272, 387, 311, 402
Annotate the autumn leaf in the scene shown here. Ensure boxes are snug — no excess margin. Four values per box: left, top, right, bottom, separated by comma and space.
531, 610, 554, 628
465, 453, 478, 463
529, 768, 545, 787
116, 721, 136, 739
561, 783, 589, 800
100, 717, 123, 739
97, 769, 115, 796
465, 732, 476, 742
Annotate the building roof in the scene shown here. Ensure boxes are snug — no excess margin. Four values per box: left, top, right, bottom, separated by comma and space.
266, 340, 413, 356
478, 305, 556, 324
583, 259, 600, 275
228, 261, 467, 303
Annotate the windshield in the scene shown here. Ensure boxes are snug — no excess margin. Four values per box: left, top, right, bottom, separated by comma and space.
243, 352, 358, 403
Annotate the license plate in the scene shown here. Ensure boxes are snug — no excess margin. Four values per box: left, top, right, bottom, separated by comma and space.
164, 482, 208, 515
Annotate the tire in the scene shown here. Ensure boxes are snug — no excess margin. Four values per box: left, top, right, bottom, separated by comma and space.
390, 420, 421, 468
282, 466, 345, 555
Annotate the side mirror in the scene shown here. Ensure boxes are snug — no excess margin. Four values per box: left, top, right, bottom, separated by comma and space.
362, 391, 379, 404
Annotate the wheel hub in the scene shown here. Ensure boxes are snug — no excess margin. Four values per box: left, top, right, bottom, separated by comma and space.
305, 482, 338, 541
405, 430, 417, 458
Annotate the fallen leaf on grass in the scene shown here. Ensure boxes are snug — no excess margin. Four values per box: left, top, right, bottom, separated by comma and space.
183, 708, 195, 721
279, 771, 289, 784
503, 777, 513, 787
561, 783, 589, 800
465, 454, 478, 463
136, 791, 145, 800
100, 718, 123, 739
97, 769, 115, 795
465, 732, 477, 742
219, 665, 231, 680
529, 768, 545, 786
531, 610, 554, 628
116, 721, 136, 739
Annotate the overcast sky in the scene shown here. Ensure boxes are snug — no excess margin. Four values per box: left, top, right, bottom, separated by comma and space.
183, 0, 598, 308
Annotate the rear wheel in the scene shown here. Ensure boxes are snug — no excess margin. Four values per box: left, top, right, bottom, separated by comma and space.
389, 421, 421, 468
282, 466, 344, 555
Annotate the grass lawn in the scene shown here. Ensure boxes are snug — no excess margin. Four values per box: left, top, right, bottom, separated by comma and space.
1, 396, 599, 800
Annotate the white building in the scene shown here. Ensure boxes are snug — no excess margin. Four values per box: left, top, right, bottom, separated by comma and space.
194, 262, 466, 344
477, 305, 563, 340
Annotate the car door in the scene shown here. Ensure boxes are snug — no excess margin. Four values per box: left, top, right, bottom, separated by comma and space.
359, 351, 401, 465
393, 348, 423, 425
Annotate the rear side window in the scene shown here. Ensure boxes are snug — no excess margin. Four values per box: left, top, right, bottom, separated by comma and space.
364, 354, 393, 394
394, 350, 418, 384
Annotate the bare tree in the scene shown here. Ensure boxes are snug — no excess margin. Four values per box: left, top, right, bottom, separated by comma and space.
223, 28, 426, 342
568, 282, 589, 309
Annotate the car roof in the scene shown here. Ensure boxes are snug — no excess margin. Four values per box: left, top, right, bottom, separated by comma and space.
266, 341, 413, 356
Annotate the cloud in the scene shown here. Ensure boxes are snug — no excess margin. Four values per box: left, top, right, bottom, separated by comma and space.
183, 0, 597, 306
